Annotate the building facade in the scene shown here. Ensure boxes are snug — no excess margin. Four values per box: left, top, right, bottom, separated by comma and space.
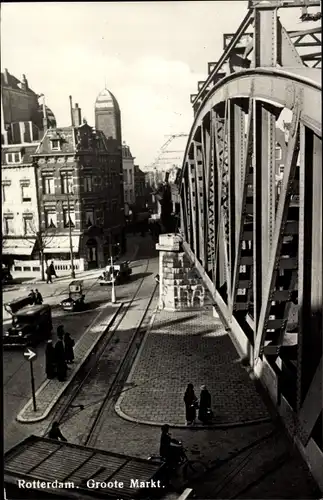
2, 144, 40, 271
1, 69, 56, 146
134, 164, 147, 209
122, 143, 135, 205
33, 102, 125, 273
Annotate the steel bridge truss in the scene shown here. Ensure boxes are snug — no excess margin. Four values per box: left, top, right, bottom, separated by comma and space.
180, 0, 322, 481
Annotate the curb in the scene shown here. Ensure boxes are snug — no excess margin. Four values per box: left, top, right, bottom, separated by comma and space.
115, 308, 272, 430
16, 303, 123, 423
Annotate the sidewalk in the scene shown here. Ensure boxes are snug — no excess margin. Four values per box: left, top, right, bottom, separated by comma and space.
115, 306, 270, 428
16, 303, 122, 423
9, 240, 140, 289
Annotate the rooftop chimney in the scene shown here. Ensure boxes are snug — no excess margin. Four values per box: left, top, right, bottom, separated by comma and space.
42, 95, 48, 133
22, 74, 28, 90
69, 95, 74, 126
4, 68, 9, 85
72, 103, 82, 127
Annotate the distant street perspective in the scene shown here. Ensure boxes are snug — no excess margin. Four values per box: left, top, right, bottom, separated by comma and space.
2, 1, 322, 500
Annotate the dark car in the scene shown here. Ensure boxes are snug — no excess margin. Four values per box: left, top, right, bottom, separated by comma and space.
99, 261, 132, 286
3, 298, 52, 348
60, 280, 85, 312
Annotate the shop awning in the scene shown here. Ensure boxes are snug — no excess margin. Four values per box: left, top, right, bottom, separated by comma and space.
43, 236, 80, 254
2, 238, 35, 256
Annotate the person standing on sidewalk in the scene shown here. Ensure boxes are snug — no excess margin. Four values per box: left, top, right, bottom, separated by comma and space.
35, 289, 43, 305
55, 327, 67, 381
46, 261, 57, 283
198, 385, 212, 424
184, 383, 198, 425
28, 289, 36, 304
48, 422, 67, 442
64, 330, 75, 364
45, 340, 56, 379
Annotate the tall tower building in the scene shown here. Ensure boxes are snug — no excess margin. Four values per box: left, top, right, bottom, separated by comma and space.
94, 88, 122, 151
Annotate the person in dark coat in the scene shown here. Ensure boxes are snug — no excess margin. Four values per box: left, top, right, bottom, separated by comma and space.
28, 289, 36, 304
48, 422, 67, 442
46, 266, 52, 284
64, 331, 75, 364
159, 424, 184, 467
184, 383, 198, 425
35, 289, 43, 305
45, 340, 56, 379
198, 385, 212, 424
55, 327, 67, 381
46, 261, 57, 283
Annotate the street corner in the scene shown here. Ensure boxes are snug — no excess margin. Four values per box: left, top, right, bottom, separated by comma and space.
115, 308, 271, 428
16, 303, 122, 423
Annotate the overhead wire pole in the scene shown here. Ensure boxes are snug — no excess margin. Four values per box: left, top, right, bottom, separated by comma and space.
67, 189, 75, 279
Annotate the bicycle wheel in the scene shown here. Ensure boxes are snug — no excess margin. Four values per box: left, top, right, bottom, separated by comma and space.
183, 459, 207, 481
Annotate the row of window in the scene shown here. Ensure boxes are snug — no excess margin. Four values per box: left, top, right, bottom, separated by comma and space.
42, 173, 119, 195
2, 183, 31, 203
123, 169, 133, 185
3, 215, 34, 236
2, 211, 76, 235
6, 152, 22, 164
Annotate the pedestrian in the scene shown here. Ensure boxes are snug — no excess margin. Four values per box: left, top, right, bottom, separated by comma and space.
28, 289, 36, 304
64, 331, 75, 364
48, 422, 67, 442
34, 289, 43, 305
184, 383, 198, 425
45, 340, 56, 379
159, 424, 184, 467
55, 326, 68, 382
49, 261, 57, 280
198, 385, 212, 424
46, 266, 52, 284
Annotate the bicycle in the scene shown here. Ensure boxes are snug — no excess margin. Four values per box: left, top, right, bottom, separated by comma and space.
148, 445, 207, 483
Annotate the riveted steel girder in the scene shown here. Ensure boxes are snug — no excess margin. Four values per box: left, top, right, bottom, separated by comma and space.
179, 66, 321, 467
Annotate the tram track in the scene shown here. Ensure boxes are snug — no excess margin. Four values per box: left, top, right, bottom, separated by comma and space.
46, 258, 158, 444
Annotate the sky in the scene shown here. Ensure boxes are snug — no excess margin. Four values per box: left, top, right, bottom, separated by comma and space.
1, 1, 314, 168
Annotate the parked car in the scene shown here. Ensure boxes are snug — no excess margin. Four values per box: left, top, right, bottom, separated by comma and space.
60, 280, 85, 312
3, 297, 52, 348
99, 261, 132, 286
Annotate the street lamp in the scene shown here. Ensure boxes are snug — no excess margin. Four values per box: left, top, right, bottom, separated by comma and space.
66, 188, 76, 279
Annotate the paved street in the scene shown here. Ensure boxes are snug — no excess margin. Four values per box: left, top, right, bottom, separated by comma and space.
3, 235, 321, 498
3, 234, 158, 452
116, 308, 269, 426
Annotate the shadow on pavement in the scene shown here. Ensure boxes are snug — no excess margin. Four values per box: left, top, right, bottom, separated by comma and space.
130, 272, 153, 282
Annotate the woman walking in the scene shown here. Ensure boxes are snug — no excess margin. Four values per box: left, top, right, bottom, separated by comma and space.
184, 383, 198, 425
198, 385, 212, 424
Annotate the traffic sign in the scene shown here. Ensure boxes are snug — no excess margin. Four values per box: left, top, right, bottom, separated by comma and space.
24, 348, 37, 362
24, 348, 37, 411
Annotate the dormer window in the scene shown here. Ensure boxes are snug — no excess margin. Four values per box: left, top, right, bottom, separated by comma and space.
6, 152, 22, 163
51, 139, 61, 151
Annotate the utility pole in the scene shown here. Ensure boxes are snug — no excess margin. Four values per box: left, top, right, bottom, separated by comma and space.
109, 233, 116, 303
67, 189, 75, 279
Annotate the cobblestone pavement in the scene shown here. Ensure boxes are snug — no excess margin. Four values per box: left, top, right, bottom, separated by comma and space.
90, 400, 320, 499
116, 308, 269, 427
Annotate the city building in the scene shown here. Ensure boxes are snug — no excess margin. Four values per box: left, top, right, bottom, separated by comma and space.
1, 143, 40, 272
33, 99, 125, 273
134, 164, 147, 209
122, 143, 135, 206
94, 88, 122, 152
1, 68, 56, 145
